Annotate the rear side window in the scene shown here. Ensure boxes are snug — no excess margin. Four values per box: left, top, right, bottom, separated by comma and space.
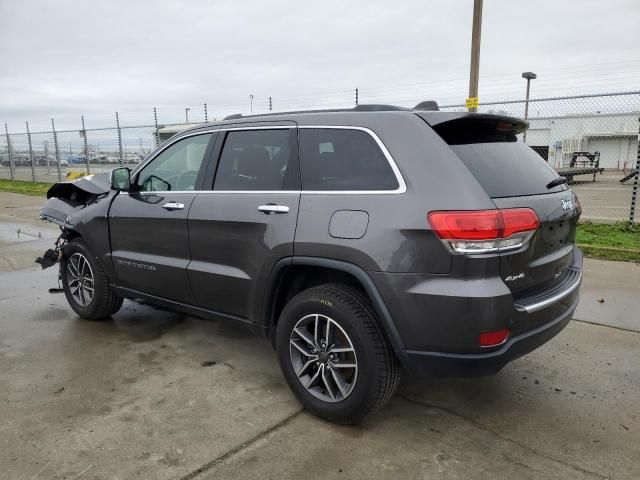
426, 116, 565, 198
214, 129, 291, 191
450, 142, 565, 198
299, 128, 399, 191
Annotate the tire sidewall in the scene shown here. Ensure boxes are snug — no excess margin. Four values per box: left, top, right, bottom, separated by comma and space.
61, 240, 104, 319
276, 287, 384, 422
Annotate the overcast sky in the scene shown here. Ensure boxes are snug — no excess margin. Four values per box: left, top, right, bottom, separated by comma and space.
1, 0, 639, 131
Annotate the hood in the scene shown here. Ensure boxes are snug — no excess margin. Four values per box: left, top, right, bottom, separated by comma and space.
46, 172, 111, 199
41, 172, 112, 227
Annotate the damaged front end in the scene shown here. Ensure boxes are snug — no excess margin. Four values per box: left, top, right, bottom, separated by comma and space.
34, 230, 70, 270
40, 173, 111, 228
36, 173, 113, 270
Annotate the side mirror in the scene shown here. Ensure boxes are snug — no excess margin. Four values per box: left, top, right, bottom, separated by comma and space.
111, 167, 131, 191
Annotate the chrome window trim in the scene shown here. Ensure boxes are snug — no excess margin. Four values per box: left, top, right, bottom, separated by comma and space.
119, 190, 302, 195
128, 124, 406, 195
131, 127, 293, 176
298, 125, 406, 195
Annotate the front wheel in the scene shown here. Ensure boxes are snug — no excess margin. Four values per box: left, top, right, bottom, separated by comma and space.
61, 239, 123, 320
276, 284, 400, 424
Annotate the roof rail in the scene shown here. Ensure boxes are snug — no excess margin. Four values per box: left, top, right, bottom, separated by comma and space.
353, 104, 409, 111
221, 101, 440, 120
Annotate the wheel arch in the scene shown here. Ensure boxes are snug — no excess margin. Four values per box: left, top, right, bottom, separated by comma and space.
263, 256, 406, 356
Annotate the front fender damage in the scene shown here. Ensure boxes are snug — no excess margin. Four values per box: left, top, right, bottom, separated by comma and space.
40, 173, 110, 227
36, 172, 111, 269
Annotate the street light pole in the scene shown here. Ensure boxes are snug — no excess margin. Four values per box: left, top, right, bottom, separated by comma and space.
249, 94, 254, 113
522, 71, 537, 142
185, 108, 190, 124
468, 0, 483, 112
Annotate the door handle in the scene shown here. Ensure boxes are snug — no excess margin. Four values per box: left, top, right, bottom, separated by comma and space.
258, 204, 289, 215
162, 202, 185, 211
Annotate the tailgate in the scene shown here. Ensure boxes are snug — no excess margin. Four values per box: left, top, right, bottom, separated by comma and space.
422, 112, 581, 294
493, 191, 579, 294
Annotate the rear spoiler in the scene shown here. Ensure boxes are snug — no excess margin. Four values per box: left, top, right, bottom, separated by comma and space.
416, 112, 528, 144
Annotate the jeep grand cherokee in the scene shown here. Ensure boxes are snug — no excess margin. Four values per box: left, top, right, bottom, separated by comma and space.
38, 103, 582, 424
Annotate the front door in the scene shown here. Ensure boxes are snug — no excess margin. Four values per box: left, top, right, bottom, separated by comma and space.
109, 132, 216, 302
188, 126, 300, 322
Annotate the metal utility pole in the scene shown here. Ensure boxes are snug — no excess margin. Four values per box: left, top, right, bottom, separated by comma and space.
44, 140, 50, 175
522, 71, 537, 143
4, 123, 15, 181
116, 112, 124, 166
185, 108, 190, 124
467, 0, 483, 112
629, 119, 640, 228
153, 107, 159, 147
204, 103, 208, 122
51, 118, 62, 182
355, 88, 359, 106
269, 96, 272, 111
26, 121, 35, 182
249, 94, 254, 113
81, 115, 90, 174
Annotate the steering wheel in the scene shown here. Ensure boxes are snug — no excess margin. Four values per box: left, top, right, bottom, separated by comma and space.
176, 170, 199, 190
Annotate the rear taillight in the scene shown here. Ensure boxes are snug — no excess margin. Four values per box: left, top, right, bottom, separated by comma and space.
428, 208, 540, 254
574, 193, 582, 216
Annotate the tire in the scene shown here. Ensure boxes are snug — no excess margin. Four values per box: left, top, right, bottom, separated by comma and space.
276, 283, 400, 424
61, 239, 123, 320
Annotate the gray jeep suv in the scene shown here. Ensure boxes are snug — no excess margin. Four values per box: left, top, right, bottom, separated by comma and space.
38, 104, 583, 424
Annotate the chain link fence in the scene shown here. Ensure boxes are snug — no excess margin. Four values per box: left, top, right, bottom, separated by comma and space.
441, 91, 640, 224
2, 91, 639, 224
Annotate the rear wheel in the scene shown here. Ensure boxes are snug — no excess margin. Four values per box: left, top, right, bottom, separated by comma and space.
276, 283, 400, 424
61, 239, 123, 320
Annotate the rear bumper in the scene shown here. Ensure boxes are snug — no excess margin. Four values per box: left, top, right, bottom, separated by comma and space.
371, 248, 583, 377
400, 294, 577, 377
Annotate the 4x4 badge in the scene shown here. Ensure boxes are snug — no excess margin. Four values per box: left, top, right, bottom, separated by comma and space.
505, 273, 525, 282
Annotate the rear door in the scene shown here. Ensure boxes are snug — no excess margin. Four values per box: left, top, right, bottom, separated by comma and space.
187, 125, 300, 322
109, 132, 216, 302
423, 114, 580, 295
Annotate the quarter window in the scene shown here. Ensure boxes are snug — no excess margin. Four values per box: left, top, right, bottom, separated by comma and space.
136, 134, 212, 191
213, 129, 291, 191
299, 128, 398, 191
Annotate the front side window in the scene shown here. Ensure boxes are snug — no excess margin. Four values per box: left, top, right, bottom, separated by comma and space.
299, 128, 399, 191
136, 133, 212, 191
213, 129, 291, 191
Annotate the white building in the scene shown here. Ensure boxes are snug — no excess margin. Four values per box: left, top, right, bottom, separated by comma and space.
526, 112, 638, 169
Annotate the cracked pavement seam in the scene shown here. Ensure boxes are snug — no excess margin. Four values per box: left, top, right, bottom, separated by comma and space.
397, 394, 609, 480
572, 318, 640, 334
179, 409, 304, 480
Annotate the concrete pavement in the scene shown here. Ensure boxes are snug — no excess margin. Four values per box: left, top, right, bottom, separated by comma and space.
574, 258, 640, 332
1, 191, 639, 479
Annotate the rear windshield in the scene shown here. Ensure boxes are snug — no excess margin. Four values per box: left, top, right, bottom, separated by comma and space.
450, 142, 566, 198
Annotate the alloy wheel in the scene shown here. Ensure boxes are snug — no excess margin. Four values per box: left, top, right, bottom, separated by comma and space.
66, 252, 95, 307
289, 313, 358, 402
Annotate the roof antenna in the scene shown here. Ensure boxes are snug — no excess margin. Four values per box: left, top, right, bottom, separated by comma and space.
413, 101, 439, 111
